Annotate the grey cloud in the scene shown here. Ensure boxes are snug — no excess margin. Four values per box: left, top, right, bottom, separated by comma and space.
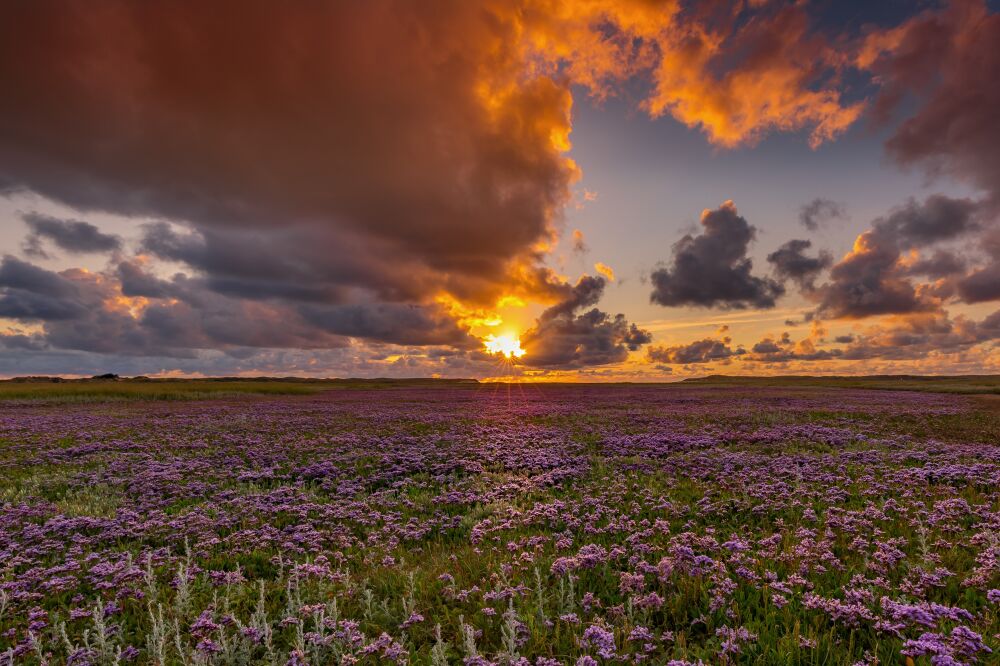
766, 239, 833, 290
872, 1, 1000, 204
745, 310, 1000, 365
22, 212, 121, 256
0, 255, 85, 320
647, 337, 744, 364
799, 198, 845, 231
540, 275, 605, 321
299, 303, 474, 347
956, 263, 1000, 303
751, 339, 784, 354
0, 256, 352, 356
747, 336, 841, 362
954, 228, 1000, 304
814, 195, 981, 319
650, 201, 784, 310
873, 195, 980, 248
117, 261, 178, 299
0, 333, 48, 351
899, 250, 967, 279
521, 276, 651, 369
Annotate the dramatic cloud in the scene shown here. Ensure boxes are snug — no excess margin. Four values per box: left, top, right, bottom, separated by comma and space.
521, 275, 650, 369
0, 0, 872, 371
647, 337, 743, 365
650, 201, 784, 309
0, 255, 478, 357
643, 2, 863, 148
1, 1, 996, 377
814, 195, 982, 319
849, 0, 1000, 315
0, 1, 590, 317
0, 1, 867, 296
863, 0, 1000, 203
767, 239, 833, 290
798, 198, 846, 231
299, 304, 474, 348
21, 212, 122, 258
0, 255, 85, 321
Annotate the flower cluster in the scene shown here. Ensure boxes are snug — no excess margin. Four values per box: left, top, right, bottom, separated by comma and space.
0, 385, 997, 664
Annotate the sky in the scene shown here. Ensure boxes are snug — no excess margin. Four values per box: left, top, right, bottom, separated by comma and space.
1, 0, 999, 380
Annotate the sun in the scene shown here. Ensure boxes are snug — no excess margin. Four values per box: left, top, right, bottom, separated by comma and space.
483, 332, 525, 359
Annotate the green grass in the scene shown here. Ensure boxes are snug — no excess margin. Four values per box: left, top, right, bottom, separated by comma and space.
4, 375, 999, 404
0, 380, 326, 402
0, 377, 484, 402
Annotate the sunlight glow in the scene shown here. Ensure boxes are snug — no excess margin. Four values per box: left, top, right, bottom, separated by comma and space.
483, 333, 526, 359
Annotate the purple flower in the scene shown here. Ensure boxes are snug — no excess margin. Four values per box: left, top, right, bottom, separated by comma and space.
582, 624, 617, 659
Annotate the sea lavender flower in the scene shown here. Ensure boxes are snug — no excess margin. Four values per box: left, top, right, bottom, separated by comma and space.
716, 626, 756, 655
582, 624, 617, 659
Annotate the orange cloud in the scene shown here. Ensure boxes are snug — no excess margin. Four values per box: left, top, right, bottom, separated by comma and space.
516, 0, 863, 148
642, 4, 863, 148
594, 262, 616, 281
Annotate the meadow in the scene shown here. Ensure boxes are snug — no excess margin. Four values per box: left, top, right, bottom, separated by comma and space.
0, 382, 998, 665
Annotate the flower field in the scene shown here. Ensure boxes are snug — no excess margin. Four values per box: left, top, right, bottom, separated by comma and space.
1, 384, 998, 665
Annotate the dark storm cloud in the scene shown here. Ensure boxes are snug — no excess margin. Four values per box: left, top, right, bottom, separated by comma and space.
521, 276, 651, 369
766, 239, 833, 290
139, 223, 348, 303
0, 1, 580, 314
116, 261, 177, 299
0, 333, 47, 351
0, 254, 479, 357
0, 256, 77, 297
649, 201, 784, 310
814, 195, 982, 319
22, 212, 122, 256
0, 255, 85, 320
647, 338, 744, 364
299, 303, 475, 347
798, 198, 846, 231
0, 256, 354, 356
